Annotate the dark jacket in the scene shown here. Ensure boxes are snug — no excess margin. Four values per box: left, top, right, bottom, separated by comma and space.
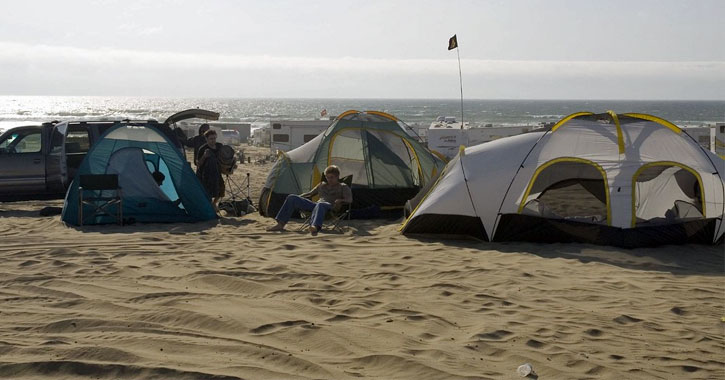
181, 134, 208, 165
197, 143, 225, 198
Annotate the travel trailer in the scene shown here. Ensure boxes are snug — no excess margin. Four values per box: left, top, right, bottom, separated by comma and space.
427, 116, 535, 159
681, 124, 725, 157
269, 119, 333, 153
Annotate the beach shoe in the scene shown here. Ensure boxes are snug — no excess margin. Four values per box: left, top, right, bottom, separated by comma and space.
308, 226, 319, 236
266, 224, 285, 231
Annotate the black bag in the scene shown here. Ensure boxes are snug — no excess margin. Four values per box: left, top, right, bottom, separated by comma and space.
219, 198, 254, 216
219, 145, 237, 175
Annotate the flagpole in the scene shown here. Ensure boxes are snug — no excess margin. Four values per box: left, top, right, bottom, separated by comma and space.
456, 47, 464, 128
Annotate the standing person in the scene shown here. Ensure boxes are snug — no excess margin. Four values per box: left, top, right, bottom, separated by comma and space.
179, 123, 211, 166
267, 165, 352, 235
197, 129, 225, 212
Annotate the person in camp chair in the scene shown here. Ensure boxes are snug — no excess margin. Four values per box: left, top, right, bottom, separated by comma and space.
267, 165, 352, 235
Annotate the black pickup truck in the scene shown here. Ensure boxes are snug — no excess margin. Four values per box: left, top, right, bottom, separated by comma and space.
0, 109, 218, 201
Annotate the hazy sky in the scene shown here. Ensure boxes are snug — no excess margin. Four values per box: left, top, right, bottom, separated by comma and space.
1, 0, 723, 99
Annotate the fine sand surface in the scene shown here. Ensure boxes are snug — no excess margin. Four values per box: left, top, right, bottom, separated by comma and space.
0, 146, 723, 380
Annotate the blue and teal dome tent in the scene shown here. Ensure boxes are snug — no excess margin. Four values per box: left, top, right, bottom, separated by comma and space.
62, 122, 217, 225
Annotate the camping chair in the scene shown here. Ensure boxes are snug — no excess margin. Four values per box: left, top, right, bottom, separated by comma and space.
219, 172, 255, 216
78, 174, 123, 226
299, 174, 353, 233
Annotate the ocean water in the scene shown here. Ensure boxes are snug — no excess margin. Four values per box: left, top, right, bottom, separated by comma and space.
0, 96, 723, 133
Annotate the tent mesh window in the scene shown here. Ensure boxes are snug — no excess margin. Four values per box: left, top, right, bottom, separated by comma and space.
366, 130, 418, 188
143, 151, 183, 208
522, 161, 608, 224
634, 165, 703, 225
326, 129, 422, 189
329, 130, 368, 186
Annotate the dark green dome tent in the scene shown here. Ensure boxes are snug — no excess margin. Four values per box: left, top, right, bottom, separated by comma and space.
259, 110, 446, 218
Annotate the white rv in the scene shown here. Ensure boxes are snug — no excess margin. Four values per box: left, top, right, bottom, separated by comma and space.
681, 124, 725, 156
269, 119, 332, 153
427, 120, 468, 159
427, 116, 533, 159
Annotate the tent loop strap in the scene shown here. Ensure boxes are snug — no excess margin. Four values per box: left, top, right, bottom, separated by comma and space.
607, 110, 625, 155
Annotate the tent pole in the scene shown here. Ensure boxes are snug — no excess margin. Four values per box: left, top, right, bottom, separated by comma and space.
457, 47, 464, 129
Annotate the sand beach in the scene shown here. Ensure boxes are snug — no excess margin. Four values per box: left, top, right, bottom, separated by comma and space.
0, 146, 723, 380
2, 0, 724, 376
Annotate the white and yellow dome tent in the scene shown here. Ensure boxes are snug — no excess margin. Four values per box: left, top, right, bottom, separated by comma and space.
401, 112, 725, 247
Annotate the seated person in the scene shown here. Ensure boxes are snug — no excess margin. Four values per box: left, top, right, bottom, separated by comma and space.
267, 165, 352, 235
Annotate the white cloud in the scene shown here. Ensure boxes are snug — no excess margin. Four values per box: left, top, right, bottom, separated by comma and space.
0, 41, 722, 79
118, 24, 164, 36
0, 41, 723, 99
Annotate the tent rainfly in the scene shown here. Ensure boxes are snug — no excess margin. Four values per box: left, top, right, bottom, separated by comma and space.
401, 112, 725, 247
259, 110, 446, 217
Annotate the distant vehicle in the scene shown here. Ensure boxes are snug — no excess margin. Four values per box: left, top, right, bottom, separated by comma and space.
252, 125, 271, 147
269, 119, 332, 153
427, 116, 532, 159
220, 129, 241, 145
0, 109, 218, 201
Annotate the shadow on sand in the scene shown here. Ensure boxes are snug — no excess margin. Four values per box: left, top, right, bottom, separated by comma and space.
343, 219, 377, 236
404, 235, 725, 276
65, 220, 219, 234
0, 206, 64, 218
65, 217, 257, 234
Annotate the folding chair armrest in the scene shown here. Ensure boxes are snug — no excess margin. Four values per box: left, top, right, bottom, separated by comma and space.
332, 201, 351, 215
